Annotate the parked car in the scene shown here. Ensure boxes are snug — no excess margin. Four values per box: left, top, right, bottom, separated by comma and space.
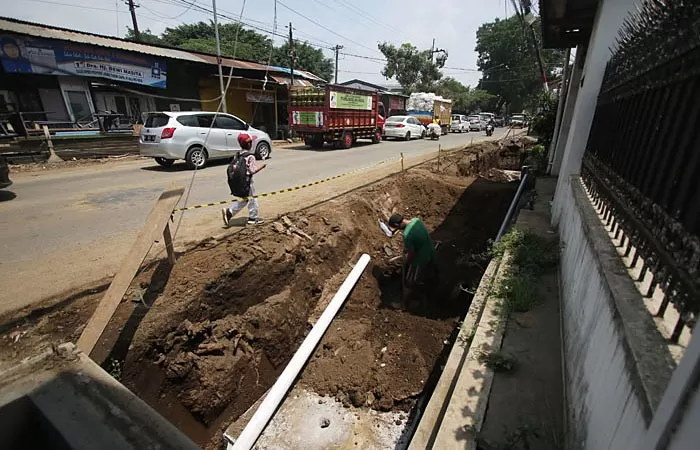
450, 114, 469, 133
510, 114, 527, 128
494, 116, 505, 127
383, 115, 426, 140
139, 112, 273, 169
468, 115, 484, 131
0, 156, 11, 190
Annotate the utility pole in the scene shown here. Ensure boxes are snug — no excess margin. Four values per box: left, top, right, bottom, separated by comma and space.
429, 38, 447, 65
333, 45, 344, 84
212, 0, 227, 112
126, 0, 140, 41
289, 22, 295, 87
512, 0, 549, 92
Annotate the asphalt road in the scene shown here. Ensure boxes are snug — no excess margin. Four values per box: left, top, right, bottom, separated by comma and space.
0, 129, 508, 313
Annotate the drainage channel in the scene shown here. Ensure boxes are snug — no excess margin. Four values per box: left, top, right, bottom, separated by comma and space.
107, 144, 522, 450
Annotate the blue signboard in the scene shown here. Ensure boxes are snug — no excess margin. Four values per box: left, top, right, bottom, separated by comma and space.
0, 33, 167, 88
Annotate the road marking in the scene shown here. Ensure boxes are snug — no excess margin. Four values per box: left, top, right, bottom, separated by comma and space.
173, 156, 400, 212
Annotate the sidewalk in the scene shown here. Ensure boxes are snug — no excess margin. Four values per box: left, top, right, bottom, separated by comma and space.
408, 176, 564, 450
477, 177, 563, 449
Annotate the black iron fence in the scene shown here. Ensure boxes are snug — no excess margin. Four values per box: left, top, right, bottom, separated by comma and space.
581, 1, 700, 341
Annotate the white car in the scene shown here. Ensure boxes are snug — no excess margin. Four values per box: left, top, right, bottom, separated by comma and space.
450, 114, 469, 133
383, 116, 426, 140
468, 115, 484, 131
139, 111, 272, 169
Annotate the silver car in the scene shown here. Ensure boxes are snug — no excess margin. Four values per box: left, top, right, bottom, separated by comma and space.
450, 114, 469, 133
468, 115, 484, 131
139, 112, 272, 169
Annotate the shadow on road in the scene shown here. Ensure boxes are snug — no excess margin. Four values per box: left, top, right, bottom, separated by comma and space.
140, 158, 230, 173
0, 190, 16, 202
290, 140, 376, 152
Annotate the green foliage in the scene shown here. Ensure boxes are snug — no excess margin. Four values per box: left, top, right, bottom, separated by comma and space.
497, 272, 540, 313
434, 77, 497, 113
475, 16, 564, 113
491, 229, 558, 313
271, 42, 334, 82
479, 351, 518, 372
125, 28, 162, 45
378, 43, 446, 93
125, 22, 333, 80
529, 91, 559, 148
528, 144, 548, 173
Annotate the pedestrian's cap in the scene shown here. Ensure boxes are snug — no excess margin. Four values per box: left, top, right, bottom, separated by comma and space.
388, 214, 403, 229
238, 133, 252, 146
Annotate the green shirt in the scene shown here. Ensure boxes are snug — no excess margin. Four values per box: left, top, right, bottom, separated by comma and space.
403, 218, 435, 268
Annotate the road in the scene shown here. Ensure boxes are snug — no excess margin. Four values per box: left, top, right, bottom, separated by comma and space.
0, 129, 508, 314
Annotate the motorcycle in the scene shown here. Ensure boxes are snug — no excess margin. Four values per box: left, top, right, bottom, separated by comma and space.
485, 124, 494, 136
427, 123, 441, 140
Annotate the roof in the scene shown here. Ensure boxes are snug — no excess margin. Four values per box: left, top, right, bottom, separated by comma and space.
339, 79, 386, 91
339, 79, 409, 98
270, 75, 314, 87
0, 16, 323, 81
539, 0, 599, 48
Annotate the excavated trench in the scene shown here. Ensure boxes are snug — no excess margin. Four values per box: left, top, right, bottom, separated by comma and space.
115, 145, 520, 449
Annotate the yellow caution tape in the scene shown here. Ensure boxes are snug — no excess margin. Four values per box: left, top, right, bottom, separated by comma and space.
173, 156, 399, 212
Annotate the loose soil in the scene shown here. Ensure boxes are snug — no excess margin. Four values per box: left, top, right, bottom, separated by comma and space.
0, 144, 517, 449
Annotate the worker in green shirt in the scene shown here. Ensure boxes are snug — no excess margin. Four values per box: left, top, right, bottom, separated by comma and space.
388, 214, 439, 301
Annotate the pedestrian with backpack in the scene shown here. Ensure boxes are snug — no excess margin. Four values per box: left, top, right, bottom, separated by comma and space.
222, 133, 266, 226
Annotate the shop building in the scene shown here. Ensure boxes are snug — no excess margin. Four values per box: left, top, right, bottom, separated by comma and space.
0, 17, 324, 139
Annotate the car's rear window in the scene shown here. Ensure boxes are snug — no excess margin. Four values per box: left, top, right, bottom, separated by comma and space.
176, 115, 199, 127
144, 114, 170, 128
386, 116, 406, 122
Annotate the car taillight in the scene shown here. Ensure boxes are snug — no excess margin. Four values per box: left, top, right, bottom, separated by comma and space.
161, 128, 176, 139
395, 123, 405, 128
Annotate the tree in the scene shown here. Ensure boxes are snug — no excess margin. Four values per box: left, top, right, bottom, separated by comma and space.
124, 22, 333, 79
125, 28, 162, 45
378, 43, 446, 93
434, 77, 497, 113
271, 42, 334, 82
475, 16, 563, 113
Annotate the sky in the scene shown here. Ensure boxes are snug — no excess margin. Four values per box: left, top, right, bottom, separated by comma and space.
4, 0, 517, 87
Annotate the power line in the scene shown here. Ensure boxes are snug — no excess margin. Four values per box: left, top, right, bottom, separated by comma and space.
276, 0, 379, 55
15, 0, 180, 29
332, 0, 407, 38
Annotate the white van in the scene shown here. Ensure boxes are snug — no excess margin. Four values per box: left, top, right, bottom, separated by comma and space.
450, 114, 469, 133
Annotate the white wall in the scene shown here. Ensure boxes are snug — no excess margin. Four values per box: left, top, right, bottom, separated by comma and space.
552, 0, 641, 225
558, 179, 649, 450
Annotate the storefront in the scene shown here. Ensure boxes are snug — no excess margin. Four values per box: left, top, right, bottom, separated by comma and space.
0, 26, 173, 133
199, 77, 280, 137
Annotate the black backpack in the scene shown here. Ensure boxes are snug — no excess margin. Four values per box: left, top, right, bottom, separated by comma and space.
227, 152, 252, 197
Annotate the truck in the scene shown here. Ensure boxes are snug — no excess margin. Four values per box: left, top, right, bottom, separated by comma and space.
289, 85, 384, 149
407, 93, 452, 135
381, 92, 408, 117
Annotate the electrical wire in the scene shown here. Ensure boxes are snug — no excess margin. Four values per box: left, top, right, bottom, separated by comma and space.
276, 0, 380, 55
331, 0, 408, 39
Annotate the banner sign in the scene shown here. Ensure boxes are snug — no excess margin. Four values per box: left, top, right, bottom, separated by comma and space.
329, 91, 372, 110
0, 34, 167, 88
246, 91, 274, 103
292, 110, 323, 126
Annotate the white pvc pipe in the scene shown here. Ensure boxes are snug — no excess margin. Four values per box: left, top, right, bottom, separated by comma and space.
229, 253, 372, 450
